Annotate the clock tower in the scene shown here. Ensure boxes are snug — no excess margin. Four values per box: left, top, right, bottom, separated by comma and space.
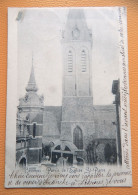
61, 9, 95, 154
62, 9, 92, 97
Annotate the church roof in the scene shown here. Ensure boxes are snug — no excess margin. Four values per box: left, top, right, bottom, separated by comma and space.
32, 112, 43, 124
42, 106, 62, 138
93, 104, 116, 112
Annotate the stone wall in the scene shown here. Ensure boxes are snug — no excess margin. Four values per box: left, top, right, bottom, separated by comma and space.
61, 121, 95, 142
62, 97, 94, 121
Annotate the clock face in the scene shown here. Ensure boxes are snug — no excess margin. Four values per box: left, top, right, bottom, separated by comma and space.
72, 28, 80, 39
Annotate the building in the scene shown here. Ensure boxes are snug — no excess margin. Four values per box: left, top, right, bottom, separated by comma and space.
16, 9, 119, 168
16, 63, 44, 167
112, 79, 122, 164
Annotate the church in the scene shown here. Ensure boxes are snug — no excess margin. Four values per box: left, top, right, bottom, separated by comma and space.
16, 9, 118, 168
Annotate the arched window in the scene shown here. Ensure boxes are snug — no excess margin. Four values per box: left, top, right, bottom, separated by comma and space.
33, 123, 36, 138
73, 126, 83, 149
81, 50, 87, 72
68, 50, 73, 72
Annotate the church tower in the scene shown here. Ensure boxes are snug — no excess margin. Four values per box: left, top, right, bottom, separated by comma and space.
17, 60, 44, 166
62, 9, 92, 97
61, 9, 95, 154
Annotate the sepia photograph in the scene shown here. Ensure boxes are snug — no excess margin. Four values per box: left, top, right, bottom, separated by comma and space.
5, 7, 132, 188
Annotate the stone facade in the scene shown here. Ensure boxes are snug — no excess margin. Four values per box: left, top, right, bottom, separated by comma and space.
59, 9, 117, 164
62, 9, 92, 97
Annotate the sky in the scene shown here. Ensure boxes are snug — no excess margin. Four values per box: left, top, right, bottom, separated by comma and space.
17, 7, 120, 106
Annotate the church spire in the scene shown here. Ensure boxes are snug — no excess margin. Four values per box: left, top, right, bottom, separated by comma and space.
62, 8, 92, 42
67, 9, 86, 21
26, 56, 38, 92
